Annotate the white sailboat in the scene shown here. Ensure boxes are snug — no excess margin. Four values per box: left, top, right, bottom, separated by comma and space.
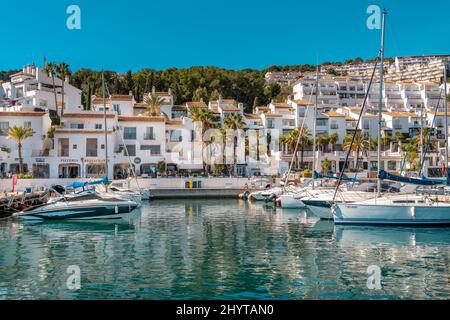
332, 10, 450, 226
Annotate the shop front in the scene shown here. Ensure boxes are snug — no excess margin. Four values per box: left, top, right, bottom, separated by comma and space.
113, 163, 135, 179
140, 163, 157, 178
33, 162, 50, 178
59, 163, 80, 178
85, 160, 106, 178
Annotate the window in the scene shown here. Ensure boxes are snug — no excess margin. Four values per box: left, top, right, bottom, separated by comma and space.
316, 119, 328, 126
95, 124, 102, 129
388, 161, 397, 171
330, 121, 338, 129
24, 121, 32, 128
144, 127, 155, 140
101, 144, 105, 149
70, 123, 84, 129
141, 145, 161, 155
125, 145, 136, 156
32, 163, 50, 178
16, 87, 24, 98
363, 120, 370, 130
86, 138, 98, 157
124, 127, 136, 140
0, 122, 9, 136
59, 138, 69, 157
86, 164, 106, 178
112, 104, 121, 115
267, 119, 274, 128
169, 130, 182, 142
73, 144, 77, 149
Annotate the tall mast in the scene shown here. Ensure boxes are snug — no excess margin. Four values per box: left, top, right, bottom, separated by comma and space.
377, 9, 386, 197
445, 65, 449, 172
102, 71, 109, 185
312, 65, 319, 190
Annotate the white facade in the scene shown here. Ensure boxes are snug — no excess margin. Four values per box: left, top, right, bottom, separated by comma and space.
1, 64, 82, 115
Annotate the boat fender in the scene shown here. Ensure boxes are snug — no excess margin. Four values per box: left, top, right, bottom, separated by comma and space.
242, 191, 250, 200
115, 205, 119, 214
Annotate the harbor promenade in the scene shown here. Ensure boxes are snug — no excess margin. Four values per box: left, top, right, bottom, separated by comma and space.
0, 176, 280, 201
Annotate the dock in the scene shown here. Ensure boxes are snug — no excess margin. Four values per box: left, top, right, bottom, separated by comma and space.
149, 188, 244, 199
0, 191, 49, 219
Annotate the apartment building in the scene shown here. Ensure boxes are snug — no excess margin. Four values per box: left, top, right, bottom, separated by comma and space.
0, 64, 82, 116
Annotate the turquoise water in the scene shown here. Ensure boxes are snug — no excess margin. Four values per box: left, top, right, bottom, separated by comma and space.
0, 199, 449, 300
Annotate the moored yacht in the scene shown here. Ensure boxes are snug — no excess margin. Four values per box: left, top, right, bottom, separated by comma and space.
15, 192, 139, 221
333, 194, 450, 225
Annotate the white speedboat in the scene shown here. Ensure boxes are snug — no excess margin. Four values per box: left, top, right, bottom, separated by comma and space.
15, 192, 139, 221
109, 181, 151, 200
248, 187, 282, 202
333, 194, 450, 226
277, 187, 334, 209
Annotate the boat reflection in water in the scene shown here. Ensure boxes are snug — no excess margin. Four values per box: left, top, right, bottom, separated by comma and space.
335, 225, 450, 246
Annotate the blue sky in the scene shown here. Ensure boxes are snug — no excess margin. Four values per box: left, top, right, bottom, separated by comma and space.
0, 0, 449, 71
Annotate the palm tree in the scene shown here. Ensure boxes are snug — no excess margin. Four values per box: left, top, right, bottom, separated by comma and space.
189, 106, 216, 173
56, 63, 71, 116
44, 62, 59, 117
281, 130, 299, 167
7, 126, 34, 174
143, 92, 165, 116
281, 126, 311, 169
297, 126, 311, 169
329, 132, 339, 151
316, 134, 330, 152
343, 132, 369, 169
321, 157, 332, 173
224, 113, 246, 175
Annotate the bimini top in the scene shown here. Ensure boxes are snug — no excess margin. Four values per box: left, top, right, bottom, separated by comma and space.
71, 177, 109, 189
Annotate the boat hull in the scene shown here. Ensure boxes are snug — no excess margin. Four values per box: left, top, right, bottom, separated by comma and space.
333, 203, 450, 225
302, 199, 333, 219
278, 194, 306, 208
18, 202, 138, 221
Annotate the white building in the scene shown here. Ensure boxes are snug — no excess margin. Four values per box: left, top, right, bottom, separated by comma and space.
1, 64, 82, 116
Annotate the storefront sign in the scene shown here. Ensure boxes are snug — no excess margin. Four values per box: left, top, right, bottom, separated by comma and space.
61, 159, 79, 163
35, 158, 46, 163
85, 159, 106, 163
134, 157, 142, 164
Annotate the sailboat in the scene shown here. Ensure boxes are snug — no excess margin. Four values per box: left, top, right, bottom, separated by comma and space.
332, 9, 450, 226
277, 66, 322, 209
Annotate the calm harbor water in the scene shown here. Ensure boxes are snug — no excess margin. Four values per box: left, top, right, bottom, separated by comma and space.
0, 199, 449, 300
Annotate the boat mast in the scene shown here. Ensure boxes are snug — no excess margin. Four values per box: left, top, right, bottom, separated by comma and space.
377, 9, 386, 197
102, 71, 109, 188
312, 65, 319, 189
445, 65, 448, 173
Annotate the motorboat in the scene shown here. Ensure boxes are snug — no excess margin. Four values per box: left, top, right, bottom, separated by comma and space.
15, 192, 139, 221
109, 180, 151, 200
248, 187, 283, 202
